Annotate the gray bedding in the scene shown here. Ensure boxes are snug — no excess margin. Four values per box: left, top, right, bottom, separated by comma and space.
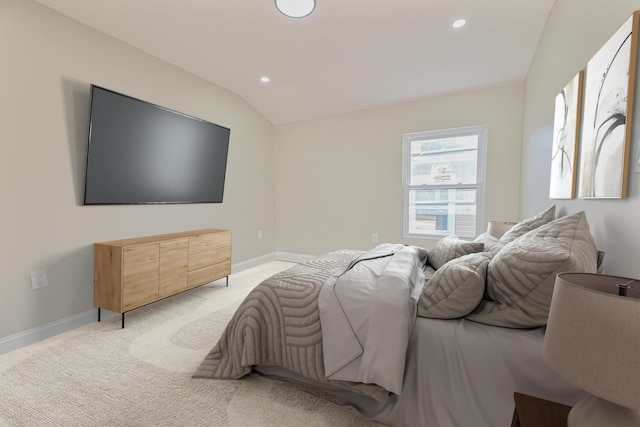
194, 246, 586, 426
256, 317, 586, 427
319, 244, 427, 395
193, 249, 391, 402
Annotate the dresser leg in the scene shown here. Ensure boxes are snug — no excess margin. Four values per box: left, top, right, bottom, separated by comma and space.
98, 308, 101, 322
122, 312, 125, 329
226, 276, 229, 287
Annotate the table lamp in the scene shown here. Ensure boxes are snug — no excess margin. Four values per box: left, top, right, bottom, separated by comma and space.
542, 272, 640, 426
486, 221, 516, 238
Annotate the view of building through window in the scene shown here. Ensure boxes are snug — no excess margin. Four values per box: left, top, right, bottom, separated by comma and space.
403, 127, 486, 239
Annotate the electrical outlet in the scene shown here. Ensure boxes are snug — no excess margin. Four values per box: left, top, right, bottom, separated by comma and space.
257, 230, 263, 240
30, 270, 49, 290
371, 233, 378, 243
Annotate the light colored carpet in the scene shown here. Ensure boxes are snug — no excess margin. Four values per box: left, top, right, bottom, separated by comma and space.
0, 261, 383, 427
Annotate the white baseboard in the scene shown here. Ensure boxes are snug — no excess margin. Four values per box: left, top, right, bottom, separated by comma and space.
231, 252, 278, 273
0, 251, 312, 355
0, 309, 97, 355
275, 251, 315, 263
231, 252, 315, 270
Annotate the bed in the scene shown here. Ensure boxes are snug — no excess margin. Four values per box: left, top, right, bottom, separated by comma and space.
194, 207, 599, 426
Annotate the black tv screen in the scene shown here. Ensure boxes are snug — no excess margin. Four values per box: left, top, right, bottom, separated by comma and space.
83, 85, 230, 205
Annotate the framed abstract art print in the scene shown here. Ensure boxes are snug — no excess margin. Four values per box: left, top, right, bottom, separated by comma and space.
578, 11, 639, 199
550, 72, 583, 199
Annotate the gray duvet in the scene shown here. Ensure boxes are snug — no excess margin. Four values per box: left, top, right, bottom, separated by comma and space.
193, 249, 395, 402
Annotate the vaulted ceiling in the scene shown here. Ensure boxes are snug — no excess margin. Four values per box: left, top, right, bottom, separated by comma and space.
34, 0, 556, 124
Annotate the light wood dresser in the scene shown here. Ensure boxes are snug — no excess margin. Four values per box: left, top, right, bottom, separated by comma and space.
94, 229, 231, 327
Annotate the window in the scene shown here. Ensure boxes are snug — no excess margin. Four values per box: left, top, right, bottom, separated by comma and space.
402, 126, 486, 239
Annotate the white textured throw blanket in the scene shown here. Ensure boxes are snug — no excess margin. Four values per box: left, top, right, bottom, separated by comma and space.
319, 244, 428, 395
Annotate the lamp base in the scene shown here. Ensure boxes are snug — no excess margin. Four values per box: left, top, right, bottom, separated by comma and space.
568, 395, 640, 427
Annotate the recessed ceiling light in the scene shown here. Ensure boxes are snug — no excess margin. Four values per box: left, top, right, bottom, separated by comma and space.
275, 0, 316, 18
452, 18, 466, 29
260, 76, 271, 84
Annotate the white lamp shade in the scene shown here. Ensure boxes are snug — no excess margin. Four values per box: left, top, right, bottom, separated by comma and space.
542, 272, 640, 412
275, 0, 316, 18
486, 221, 516, 238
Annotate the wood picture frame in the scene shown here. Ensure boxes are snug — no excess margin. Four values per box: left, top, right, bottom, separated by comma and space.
578, 11, 639, 199
550, 71, 583, 199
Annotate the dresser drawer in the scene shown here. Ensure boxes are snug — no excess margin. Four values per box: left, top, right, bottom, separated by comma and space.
189, 249, 231, 271
189, 231, 231, 254
188, 261, 231, 288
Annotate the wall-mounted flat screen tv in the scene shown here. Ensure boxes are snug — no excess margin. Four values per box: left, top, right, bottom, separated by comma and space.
83, 85, 230, 205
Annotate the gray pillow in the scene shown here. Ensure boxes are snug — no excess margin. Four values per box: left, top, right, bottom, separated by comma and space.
418, 253, 490, 319
466, 211, 597, 328
428, 236, 484, 270
500, 205, 555, 244
473, 232, 505, 254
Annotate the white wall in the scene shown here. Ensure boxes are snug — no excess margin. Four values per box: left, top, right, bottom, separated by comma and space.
0, 1, 276, 341
521, 0, 640, 277
275, 84, 524, 256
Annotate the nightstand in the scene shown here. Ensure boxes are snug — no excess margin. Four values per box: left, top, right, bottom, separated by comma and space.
511, 392, 572, 427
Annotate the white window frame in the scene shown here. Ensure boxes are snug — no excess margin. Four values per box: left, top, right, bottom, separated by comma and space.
402, 125, 487, 240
